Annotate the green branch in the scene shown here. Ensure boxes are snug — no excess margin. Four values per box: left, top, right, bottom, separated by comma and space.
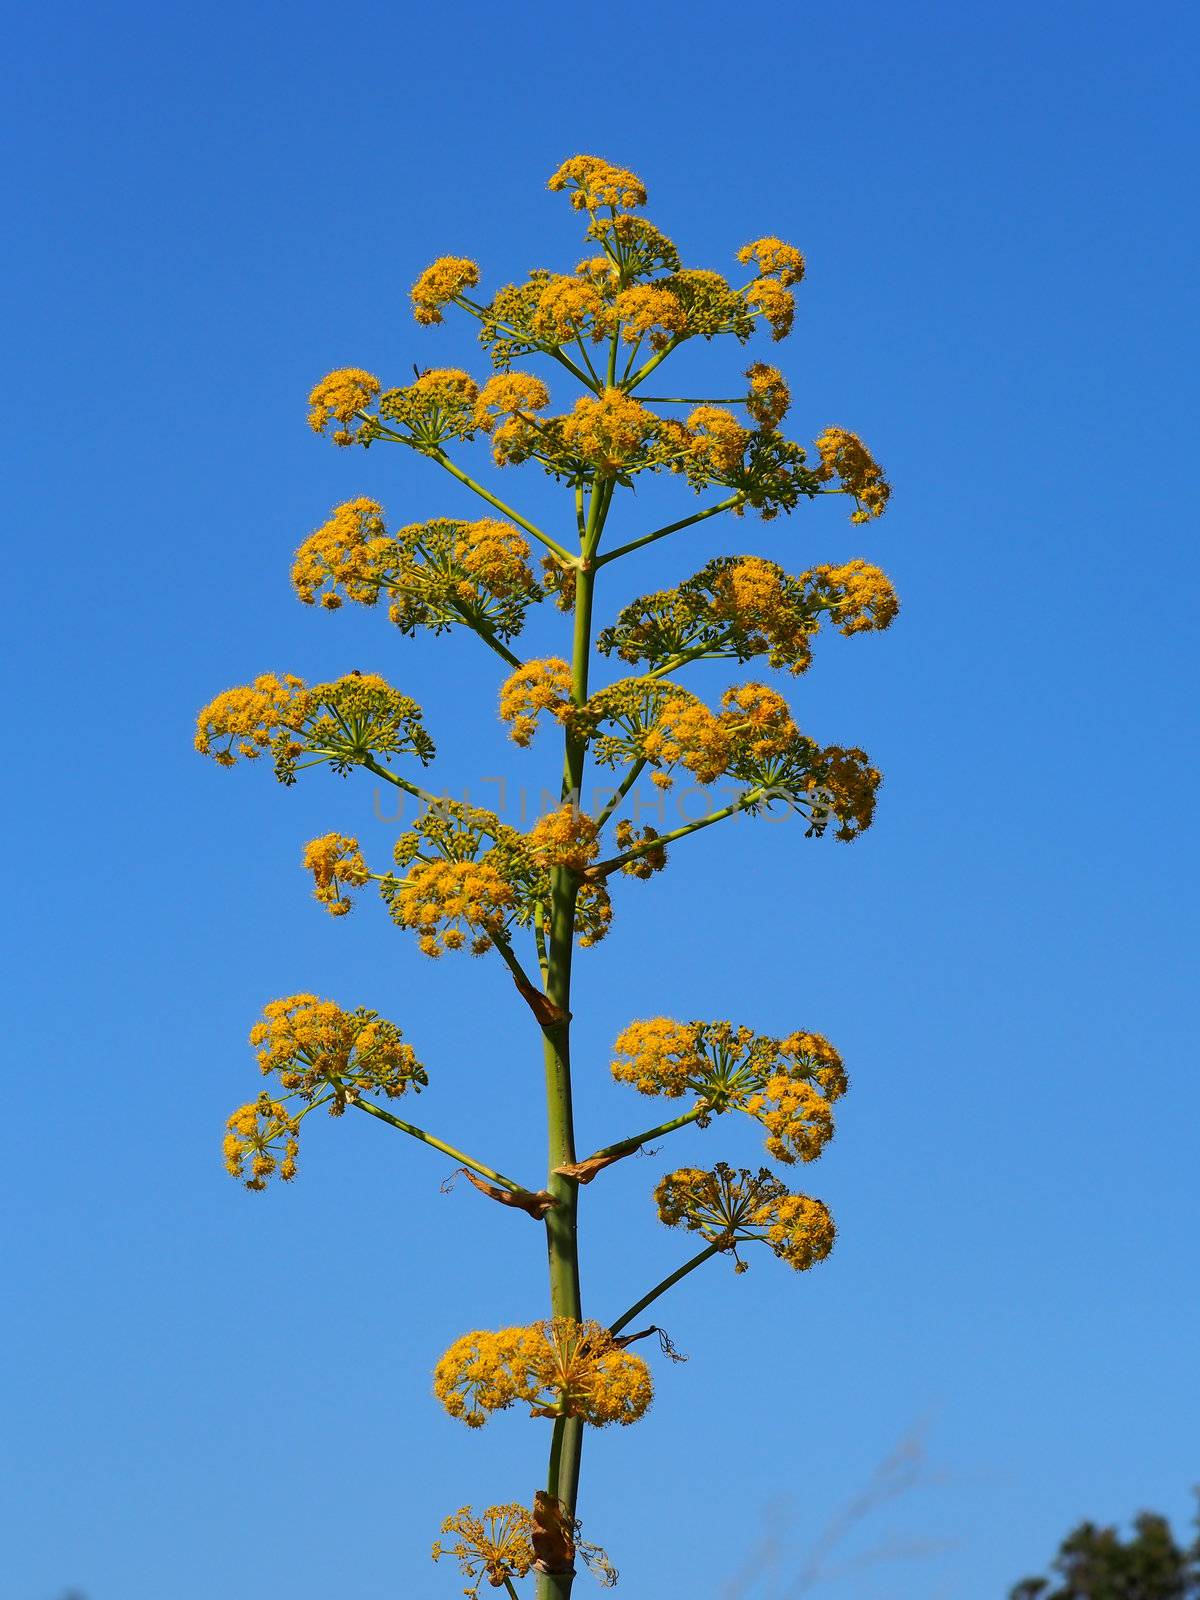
593, 495, 747, 567
587, 788, 764, 878
428, 451, 576, 564
608, 1241, 724, 1337
361, 756, 440, 807
350, 1098, 527, 1194
585, 1104, 708, 1165
593, 758, 647, 830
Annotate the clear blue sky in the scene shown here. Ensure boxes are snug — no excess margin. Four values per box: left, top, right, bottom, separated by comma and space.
4, 3, 1197, 1597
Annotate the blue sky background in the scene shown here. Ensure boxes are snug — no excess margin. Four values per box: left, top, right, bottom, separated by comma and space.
4, 3, 1197, 1597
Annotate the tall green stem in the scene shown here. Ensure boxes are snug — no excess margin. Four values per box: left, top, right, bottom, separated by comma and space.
535, 480, 610, 1599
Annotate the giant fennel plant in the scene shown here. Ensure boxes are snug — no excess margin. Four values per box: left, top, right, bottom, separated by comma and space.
198, 155, 896, 1598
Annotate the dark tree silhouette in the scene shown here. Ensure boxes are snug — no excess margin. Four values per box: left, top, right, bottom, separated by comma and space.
1011, 1495, 1200, 1599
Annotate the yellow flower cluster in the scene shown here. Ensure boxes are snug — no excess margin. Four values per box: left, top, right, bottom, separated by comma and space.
708, 557, 817, 673
655, 1162, 835, 1272
194, 673, 307, 766
474, 372, 551, 432
431, 1504, 534, 1597
633, 682, 795, 787
614, 284, 687, 349
745, 362, 791, 429
249, 993, 426, 1106
745, 278, 796, 341
292, 499, 391, 609
411, 256, 480, 325
302, 832, 370, 916
528, 274, 612, 345
641, 689, 733, 786
499, 658, 574, 746
813, 427, 891, 521
662, 268, 755, 341
558, 388, 664, 474
387, 859, 516, 958
585, 214, 680, 278
196, 671, 435, 782
456, 520, 537, 600
597, 555, 898, 677
433, 1318, 653, 1429
527, 805, 600, 873
611, 1018, 705, 1096
385, 799, 613, 955
307, 367, 380, 445
612, 1019, 848, 1163
737, 237, 805, 342
548, 154, 647, 211
223, 1095, 300, 1189
737, 237, 806, 287
379, 368, 479, 450
686, 406, 750, 474
614, 819, 667, 879
805, 744, 882, 840
720, 683, 798, 761
806, 559, 900, 635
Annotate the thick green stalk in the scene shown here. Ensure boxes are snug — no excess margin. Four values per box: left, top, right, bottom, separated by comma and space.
536, 485, 608, 1599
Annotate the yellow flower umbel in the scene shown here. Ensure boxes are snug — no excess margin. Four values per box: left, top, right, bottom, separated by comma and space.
411, 256, 481, 325
433, 1318, 652, 1429
249, 993, 427, 1108
527, 805, 600, 873
193, 673, 307, 766
474, 372, 552, 467
655, 1162, 836, 1273
291, 499, 391, 609
387, 860, 517, 958
548, 154, 647, 212
307, 367, 380, 445
431, 1504, 535, 1597
223, 1095, 301, 1190
597, 555, 898, 677
195, 671, 435, 784
814, 426, 892, 521
302, 832, 369, 916
744, 362, 791, 429
499, 658, 574, 747
378, 369, 480, 451
612, 1019, 848, 1163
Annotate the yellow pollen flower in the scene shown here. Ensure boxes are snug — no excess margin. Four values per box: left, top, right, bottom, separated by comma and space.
614, 285, 687, 349
560, 389, 659, 474
745, 362, 791, 429
388, 860, 517, 957
736, 236, 806, 287
529, 274, 612, 345
434, 1318, 652, 1429
745, 278, 795, 341
307, 367, 380, 445
411, 256, 480, 325
194, 673, 308, 765
431, 1504, 535, 1597
247, 993, 425, 1107
548, 155, 647, 211
527, 805, 600, 873
719, 682, 798, 760
686, 406, 750, 474
499, 658, 574, 746
656, 1161, 835, 1273
805, 560, 900, 634
223, 1094, 300, 1189
473, 372, 551, 432
302, 832, 370, 916
813, 427, 891, 521
292, 498, 390, 609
